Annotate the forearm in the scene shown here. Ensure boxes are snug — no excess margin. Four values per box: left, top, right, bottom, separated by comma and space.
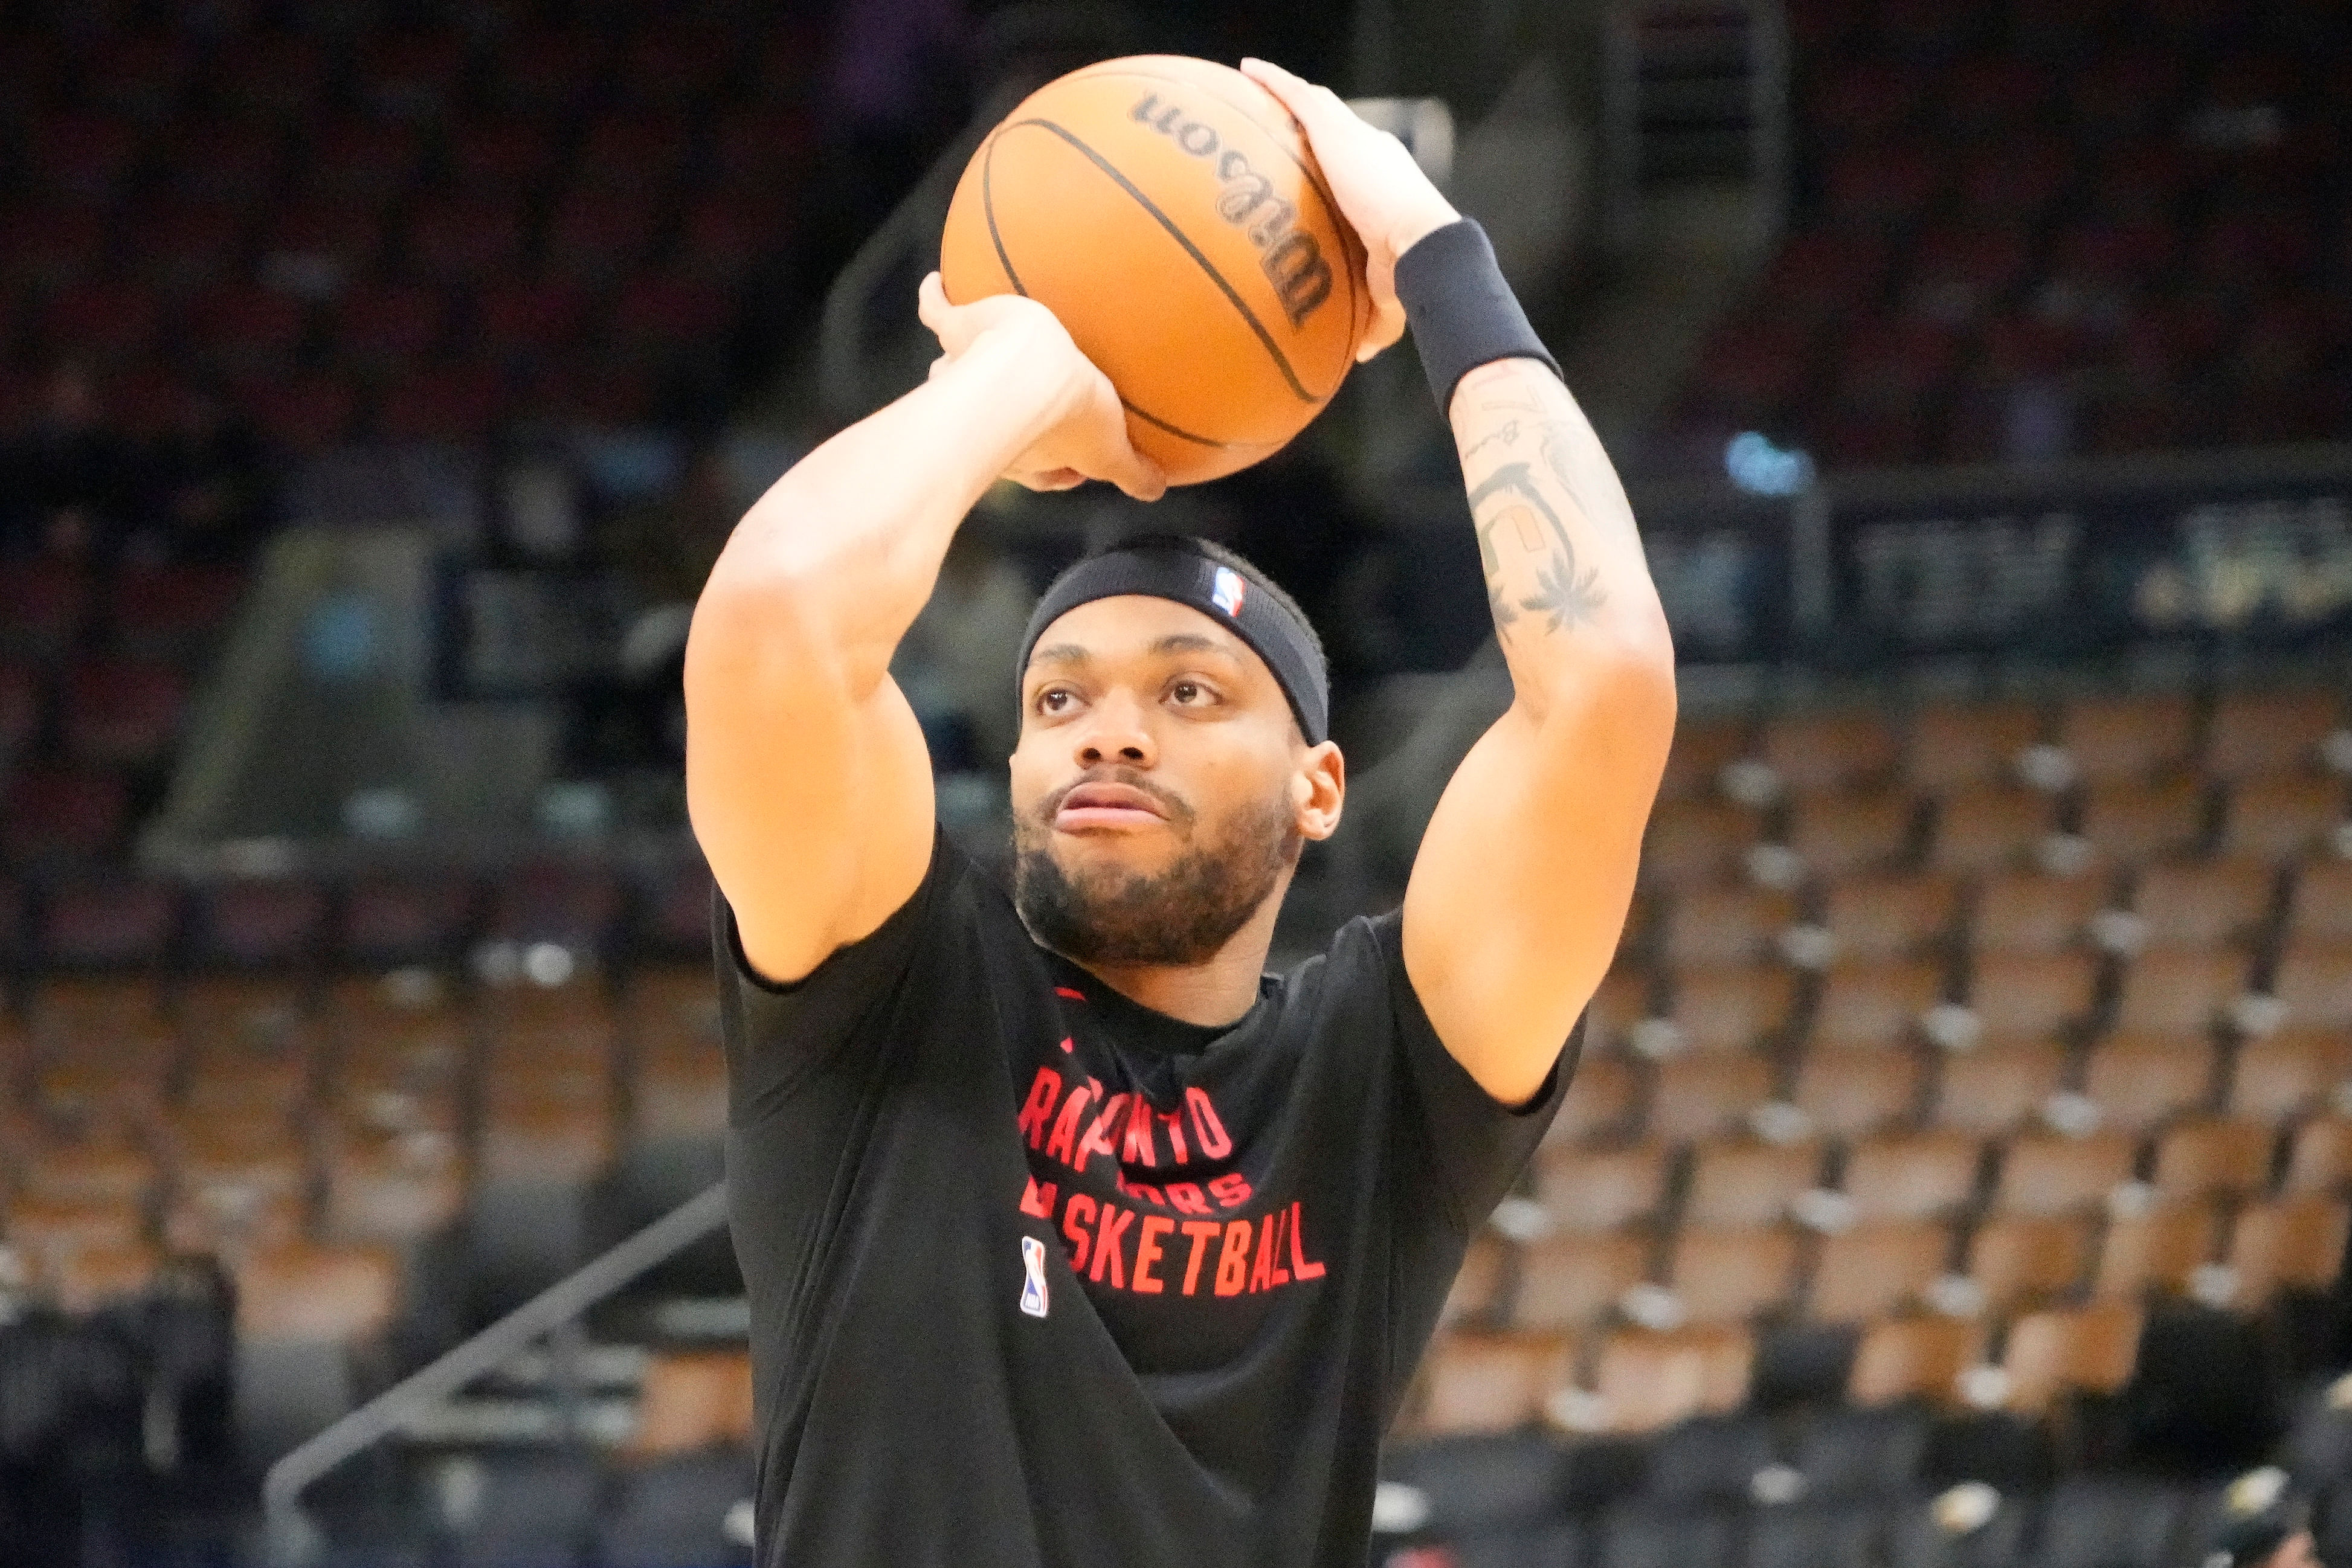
697, 330, 1069, 697
1447, 356, 1675, 725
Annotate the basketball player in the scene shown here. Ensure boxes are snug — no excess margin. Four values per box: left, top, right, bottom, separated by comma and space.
686, 57, 1675, 1567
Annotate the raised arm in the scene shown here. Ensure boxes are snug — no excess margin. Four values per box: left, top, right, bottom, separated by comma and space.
688, 280, 1164, 984
1245, 60, 1675, 1104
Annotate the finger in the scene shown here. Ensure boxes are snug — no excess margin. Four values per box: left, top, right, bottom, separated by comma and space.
917, 272, 963, 353
926, 353, 950, 381
1103, 444, 1168, 504
1016, 468, 1086, 493
1356, 298, 1407, 362
1239, 58, 1350, 134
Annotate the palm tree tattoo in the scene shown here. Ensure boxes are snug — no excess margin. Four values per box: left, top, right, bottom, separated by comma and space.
1466, 460, 1606, 636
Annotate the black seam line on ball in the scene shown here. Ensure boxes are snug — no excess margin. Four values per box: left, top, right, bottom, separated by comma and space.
1004, 116, 1316, 403
1068, 65, 1359, 339
981, 129, 1028, 295
1118, 397, 1234, 448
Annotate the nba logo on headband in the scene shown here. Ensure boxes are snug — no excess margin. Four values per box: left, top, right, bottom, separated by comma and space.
1210, 565, 1246, 619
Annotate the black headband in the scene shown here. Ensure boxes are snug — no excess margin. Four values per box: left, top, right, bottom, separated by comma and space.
1016, 542, 1329, 746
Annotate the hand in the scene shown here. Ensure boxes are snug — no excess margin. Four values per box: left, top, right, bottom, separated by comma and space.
917, 273, 1166, 501
1240, 57, 1461, 364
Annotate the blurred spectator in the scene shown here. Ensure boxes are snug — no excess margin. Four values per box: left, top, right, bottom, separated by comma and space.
893, 526, 1034, 770
135, 388, 270, 566
1, 365, 136, 561
596, 446, 741, 608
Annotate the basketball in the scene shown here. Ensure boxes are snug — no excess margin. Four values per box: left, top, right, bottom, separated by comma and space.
939, 55, 1373, 486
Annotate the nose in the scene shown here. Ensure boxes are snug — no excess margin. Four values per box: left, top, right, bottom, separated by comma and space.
1072, 687, 1155, 770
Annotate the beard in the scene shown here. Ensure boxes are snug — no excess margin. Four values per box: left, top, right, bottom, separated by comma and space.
1013, 771, 1301, 967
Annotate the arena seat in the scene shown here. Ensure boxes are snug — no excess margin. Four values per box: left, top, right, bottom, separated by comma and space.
1844, 1314, 1983, 1407
1684, 1140, 1825, 1229
1796, 1047, 1926, 1139
596, 1449, 755, 1568
1651, 1055, 1776, 1143
232, 1238, 399, 1462
2150, 1119, 2275, 1200
2229, 1031, 2351, 1123
1536, 1142, 1672, 1232
1667, 1226, 1802, 1323
1661, 886, 1799, 969
1415, 1331, 1576, 1435
1844, 1131, 1985, 1222
2286, 861, 2352, 946
2078, 778, 2211, 866
1809, 1221, 1953, 1323
1442, 1235, 1508, 1327
1931, 786, 2056, 878
1643, 800, 1767, 887
1968, 1213, 2095, 1309
2079, 1033, 2219, 1131
1966, 952, 2099, 1046
2224, 1195, 2352, 1308
1514, 1232, 1651, 1332
2205, 690, 2345, 782
2091, 1198, 2220, 1300
1933, 1043, 2069, 1135
1904, 704, 2043, 797
2224, 777, 2347, 864
1993, 1132, 2137, 1216
1658, 719, 1753, 803
2271, 942, 2352, 1030
1999, 1301, 2142, 1415
1970, 872, 2105, 957
1664, 965, 1798, 1056
1550, 1055, 1639, 1144
1790, 789, 1921, 880
1590, 1324, 1755, 1433
1819, 873, 1961, 963
2286, 1116, 2352, 1196
2055, 695, 2196, 785
1812, 959, 1946, 1051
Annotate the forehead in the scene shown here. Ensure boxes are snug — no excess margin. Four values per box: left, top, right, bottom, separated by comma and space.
1023, 594, 1264, 682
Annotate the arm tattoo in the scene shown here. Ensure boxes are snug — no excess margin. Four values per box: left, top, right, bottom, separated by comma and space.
1465, 461, 1607, 637
1457, 419, 1519, 464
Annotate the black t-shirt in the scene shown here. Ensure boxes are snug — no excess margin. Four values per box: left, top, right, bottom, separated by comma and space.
714, 829, 1573, 1568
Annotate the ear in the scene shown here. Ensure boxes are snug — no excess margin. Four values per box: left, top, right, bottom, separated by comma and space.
1293, 740, 1346, 841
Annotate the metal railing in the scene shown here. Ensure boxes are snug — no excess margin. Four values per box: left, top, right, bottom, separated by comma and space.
262, 1182, 731, 1565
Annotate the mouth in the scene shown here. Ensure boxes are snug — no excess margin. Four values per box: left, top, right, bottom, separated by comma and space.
1053, 780, 1170, 834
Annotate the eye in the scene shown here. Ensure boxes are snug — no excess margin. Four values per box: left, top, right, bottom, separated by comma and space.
1036, 687, 1075, 715
1169, 679, 1210, 706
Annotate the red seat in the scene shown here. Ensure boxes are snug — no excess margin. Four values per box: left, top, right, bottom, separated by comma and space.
2057, 694, 2195, 783
109, 564, 247, 660
236, 370, 359, 453
2130, 859, 2276, 952
678, 188, 787, 283
0, 661, 42, 757
487, 861, 625, 951
2, 766, 132, 864
30, 111, 144, 199
61, 658, 185, 766
605, 271, 733, 358
341, 876, 476, 966
641, 858, 716, 954
1824, 145, 1944, 229
301, 117, 425, 199
39, 877, 180, 968
3, 202, 109, 292
2272, 942, 2352, 1031
37, 278, 163, 365
491, 27, 612, 112
212, 33, 330, 120
477, 276, 593, 362
710, 105, 817, 187
1931, 786, 2052, 877
355, 27, 468, 118
576, 111, 695, 187
192, 880, 328, 968
134, 200, 248, 295
164, 117, 287, 204
375, 361, 509, 446
1971, 873, 2104, 957
331, 281, 449, 367
0, 561, 87, 658
1660, 887, 1797, 969
2226, 777, 2349, 866
188, 283, 310, 374
2208, 690, 2344, 781
546, 187, 663, 282
1904, 226, 2032, 323
613, 22, 737, 109
402, 196, 526, 286
445, 113, 565, 191
1953, 136, 2073, 222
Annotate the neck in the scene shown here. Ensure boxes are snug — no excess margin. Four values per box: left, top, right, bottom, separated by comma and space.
1057, 872, 1291, 1028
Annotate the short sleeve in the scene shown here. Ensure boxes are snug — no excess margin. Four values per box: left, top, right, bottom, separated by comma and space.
713, 826, 959, 1124
1368, 910, 1577, 1232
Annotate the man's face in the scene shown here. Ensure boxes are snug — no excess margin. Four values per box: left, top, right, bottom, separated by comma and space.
1008, 594, 1341, 966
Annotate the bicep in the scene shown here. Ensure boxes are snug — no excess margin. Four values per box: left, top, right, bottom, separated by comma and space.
1399, 679, 1667, 1104
686, 592, 936, 986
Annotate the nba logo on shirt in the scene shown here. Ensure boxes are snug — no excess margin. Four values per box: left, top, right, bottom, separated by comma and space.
1210, 565, 1246, 619
1018, 1236, 1049, 1319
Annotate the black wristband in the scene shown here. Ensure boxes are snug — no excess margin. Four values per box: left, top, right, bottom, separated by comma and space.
1393, 219, 1562, 415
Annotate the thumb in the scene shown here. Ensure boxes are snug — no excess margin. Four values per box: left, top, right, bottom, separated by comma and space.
1103, 440, 1168, 503
917, 271, 971, 354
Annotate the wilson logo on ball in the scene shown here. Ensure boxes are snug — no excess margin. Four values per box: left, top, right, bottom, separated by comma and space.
1127, 92, 1335, 329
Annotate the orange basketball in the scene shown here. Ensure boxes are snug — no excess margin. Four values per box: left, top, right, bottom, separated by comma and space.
939, 56, 1372, 486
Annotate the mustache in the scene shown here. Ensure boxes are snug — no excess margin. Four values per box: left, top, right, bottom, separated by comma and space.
1036, 766, 1195, 828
